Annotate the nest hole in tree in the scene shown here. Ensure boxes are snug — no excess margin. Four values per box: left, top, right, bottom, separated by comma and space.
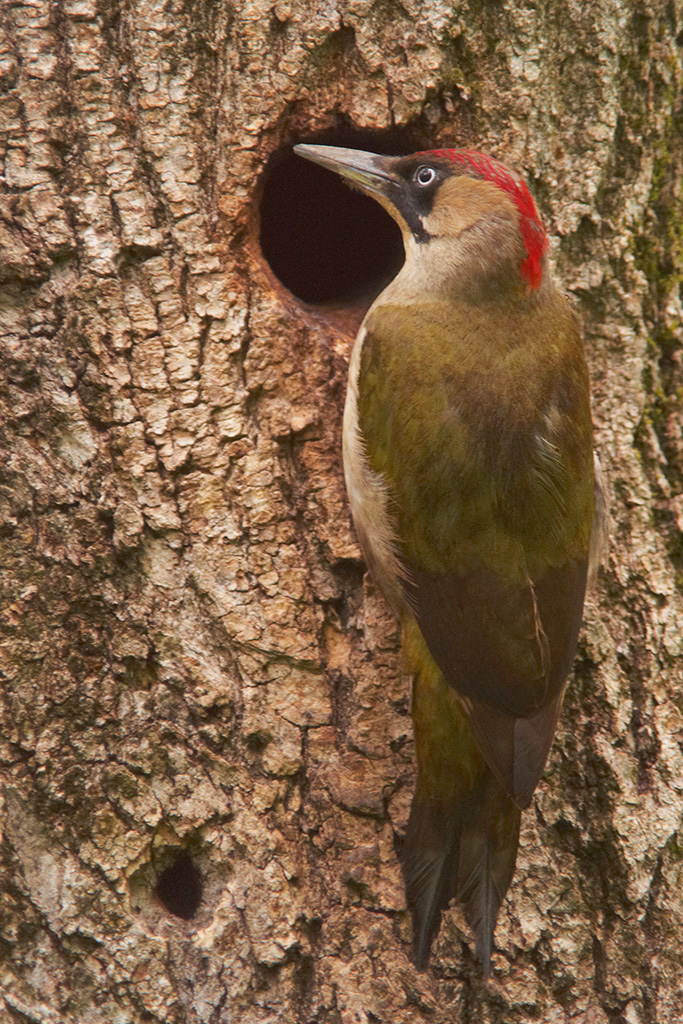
258, 126, 432, 321
155, 851, 203, 920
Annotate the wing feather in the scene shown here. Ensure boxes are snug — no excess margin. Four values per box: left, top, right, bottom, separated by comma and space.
356, 298, 594, 804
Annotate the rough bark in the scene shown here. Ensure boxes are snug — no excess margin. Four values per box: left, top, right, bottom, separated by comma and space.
1, 1, 683, 1021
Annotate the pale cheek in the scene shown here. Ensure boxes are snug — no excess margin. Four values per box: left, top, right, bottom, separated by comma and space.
421, 206, 479, 238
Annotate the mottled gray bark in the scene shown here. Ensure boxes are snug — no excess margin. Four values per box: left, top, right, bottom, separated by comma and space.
1, 1, 683, 1021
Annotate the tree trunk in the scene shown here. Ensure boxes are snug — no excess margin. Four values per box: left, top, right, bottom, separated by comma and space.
2, 1, 683, 1021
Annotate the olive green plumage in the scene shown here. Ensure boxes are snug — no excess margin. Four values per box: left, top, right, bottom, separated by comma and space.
358, 290, 594, 970
293, 142, 598, 974
357, 295, 594, 581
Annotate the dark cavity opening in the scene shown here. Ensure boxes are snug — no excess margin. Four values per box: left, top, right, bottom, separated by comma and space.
155, 851, 203, 920
258, 126, 429, 310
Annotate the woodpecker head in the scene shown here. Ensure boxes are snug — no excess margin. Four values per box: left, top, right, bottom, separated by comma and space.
294, 144, 549, 300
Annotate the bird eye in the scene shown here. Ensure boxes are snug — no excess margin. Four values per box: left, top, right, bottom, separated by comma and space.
414, 165, 436, 187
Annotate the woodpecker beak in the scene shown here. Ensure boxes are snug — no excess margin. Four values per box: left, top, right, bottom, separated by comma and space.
294, 144, 398, 203
294, 144, 410, 237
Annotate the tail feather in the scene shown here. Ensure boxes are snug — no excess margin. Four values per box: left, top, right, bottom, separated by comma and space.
403, 626, 522, 972
455, 778, 521, 975
403, 790, 460, 969
403, 772, 520, 973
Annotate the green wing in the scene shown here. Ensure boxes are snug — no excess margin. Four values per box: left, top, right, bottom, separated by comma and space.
358, 295, 594, 805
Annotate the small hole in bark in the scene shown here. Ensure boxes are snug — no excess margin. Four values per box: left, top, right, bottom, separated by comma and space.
258, 127, 428, 311
155, 852, 203, 920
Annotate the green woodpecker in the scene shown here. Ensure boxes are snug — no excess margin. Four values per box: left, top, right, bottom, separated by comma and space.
294, 143, 603, 973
